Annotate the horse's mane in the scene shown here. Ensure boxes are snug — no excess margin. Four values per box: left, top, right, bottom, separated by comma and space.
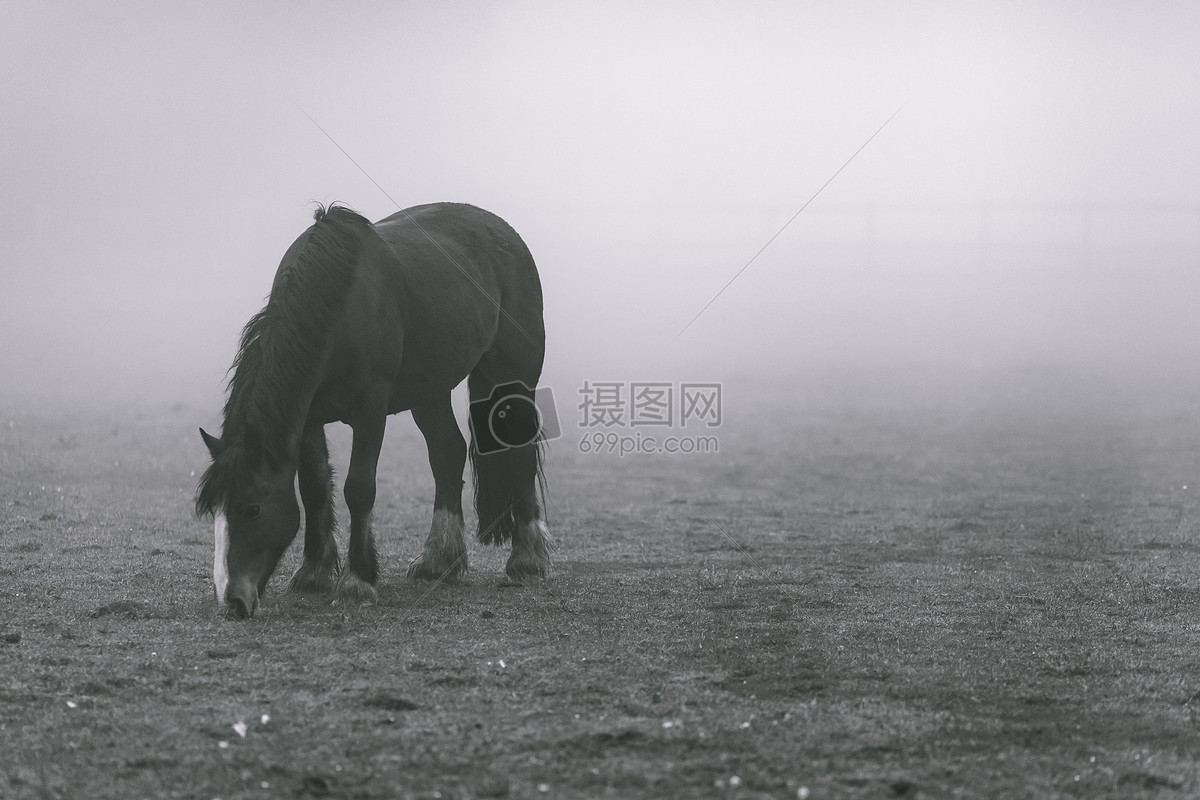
195, 203, 372, 517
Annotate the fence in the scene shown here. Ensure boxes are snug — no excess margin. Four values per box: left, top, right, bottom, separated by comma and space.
765, 202, 1200, 272
560, 202, 1200, 273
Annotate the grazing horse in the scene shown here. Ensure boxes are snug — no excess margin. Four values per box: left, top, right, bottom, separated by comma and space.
195, 203, 551, 619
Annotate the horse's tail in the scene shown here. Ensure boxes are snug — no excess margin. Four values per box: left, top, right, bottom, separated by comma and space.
467, 375, 547, 544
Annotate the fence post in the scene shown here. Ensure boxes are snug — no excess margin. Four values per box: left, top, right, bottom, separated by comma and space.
1079, 203, 1093, 269
864, 203, 877, 271
980, 203, 992, 270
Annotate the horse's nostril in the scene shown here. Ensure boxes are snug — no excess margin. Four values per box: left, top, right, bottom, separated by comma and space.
225, 579, 259, 620
227, 596, 252, 620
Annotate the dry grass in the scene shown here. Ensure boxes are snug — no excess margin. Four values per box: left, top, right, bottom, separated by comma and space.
2, 363, 1200, 798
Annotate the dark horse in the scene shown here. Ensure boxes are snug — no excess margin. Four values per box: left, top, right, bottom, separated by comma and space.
195, 203, 551, 619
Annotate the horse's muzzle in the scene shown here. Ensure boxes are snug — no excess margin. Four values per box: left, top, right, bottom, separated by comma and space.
225, 579, 259, 620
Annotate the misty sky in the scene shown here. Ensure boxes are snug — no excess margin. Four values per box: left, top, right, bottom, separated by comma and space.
2, 1, 1198, 407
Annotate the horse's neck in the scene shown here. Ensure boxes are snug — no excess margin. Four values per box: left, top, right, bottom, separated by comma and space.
232, 376, 319, 471
280, 385, 321, 462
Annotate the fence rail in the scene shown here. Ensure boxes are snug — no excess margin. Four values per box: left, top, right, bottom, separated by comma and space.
568, 202, 1200, 271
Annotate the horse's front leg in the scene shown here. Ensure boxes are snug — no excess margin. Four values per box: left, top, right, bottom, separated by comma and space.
336, 404, 387, 605
288, 423, 341, 594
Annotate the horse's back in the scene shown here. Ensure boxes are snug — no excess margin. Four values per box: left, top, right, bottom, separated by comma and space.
358, 203, 544, 411
373, 202, 542, 329
374, 203, 534, 269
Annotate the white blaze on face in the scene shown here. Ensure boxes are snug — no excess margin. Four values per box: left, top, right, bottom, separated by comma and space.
213, 511, 230, 604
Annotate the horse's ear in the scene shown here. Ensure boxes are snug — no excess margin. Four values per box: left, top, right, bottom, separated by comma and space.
199, 427, 223, 458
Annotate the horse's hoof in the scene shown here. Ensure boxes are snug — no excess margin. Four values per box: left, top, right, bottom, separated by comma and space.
504, 553, 550, 584
505, 520, 552, 584
287, 561, 339, 594
406, 552, 468, 583
333, 573, 378, 606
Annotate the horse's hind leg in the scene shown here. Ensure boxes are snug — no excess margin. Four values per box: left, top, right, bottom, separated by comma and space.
505, 454, 551, 583
407, 397, 469, 582
467, 372, 551, 582
288, 423, 340, 593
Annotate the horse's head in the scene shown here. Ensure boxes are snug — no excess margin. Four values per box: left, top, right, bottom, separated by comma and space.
198, 427, 299, 619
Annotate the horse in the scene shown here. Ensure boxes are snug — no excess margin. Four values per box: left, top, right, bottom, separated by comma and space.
194, 202, 552, 619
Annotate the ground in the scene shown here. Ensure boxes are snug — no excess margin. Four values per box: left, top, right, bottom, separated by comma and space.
2, 362, 1199, 799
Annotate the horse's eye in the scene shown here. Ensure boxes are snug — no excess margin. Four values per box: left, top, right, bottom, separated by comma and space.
244, 504, 262, 520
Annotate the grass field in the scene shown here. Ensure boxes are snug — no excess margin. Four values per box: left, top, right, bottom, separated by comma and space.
2, 362, 1200, 799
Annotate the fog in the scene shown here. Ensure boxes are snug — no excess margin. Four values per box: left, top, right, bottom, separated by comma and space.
3, 1, 1199, 413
